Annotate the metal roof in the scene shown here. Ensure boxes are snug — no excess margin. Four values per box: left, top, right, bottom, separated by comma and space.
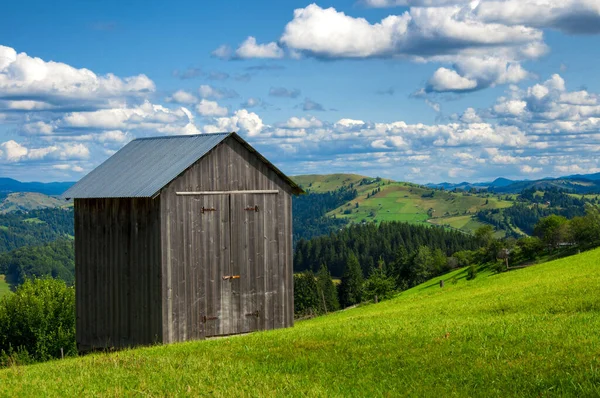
62, 132, 303, 199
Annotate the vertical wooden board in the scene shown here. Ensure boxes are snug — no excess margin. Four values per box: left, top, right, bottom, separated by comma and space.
286, 194, 294, 327
179, 197, 191, 341
221, 194, 232, 335
266, 194, 278, 331
229, 194, 241, 335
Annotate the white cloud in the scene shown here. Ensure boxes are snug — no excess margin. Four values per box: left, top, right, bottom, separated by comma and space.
0, 45, 154, 110
361, 0, 467, 7
196, 99, 228, 117
427, 68, 477, 92
235, 37, 284, 59
211, 45, 232, 60
520, 165, 542, 174
282, 116, 323, 129
279, 4, 543, 60
0, 140, 89, 162
475, 0, 600, 34
166, 90, 198, 104
204, 109, 265, 137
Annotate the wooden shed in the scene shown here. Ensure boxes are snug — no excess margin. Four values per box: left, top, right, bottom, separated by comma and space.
63, 132, 303, 351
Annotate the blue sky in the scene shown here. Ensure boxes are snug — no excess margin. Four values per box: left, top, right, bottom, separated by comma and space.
1, 0, 600, 183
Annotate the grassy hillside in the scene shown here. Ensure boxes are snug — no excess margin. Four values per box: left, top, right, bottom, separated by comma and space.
2, 249, 599, 396
0, 192, 65, 214
0, 275, 9, 297
327, 179, 512, 235
293, 173, 375, 193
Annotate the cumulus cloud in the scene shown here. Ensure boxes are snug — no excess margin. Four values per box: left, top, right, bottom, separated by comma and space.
360, 0, 468, 7
204, 109, 265, 137
166, 90, 198, 104
0, 45, 154, 110
235, 37, 285, 59
196, 99, 228, 117
281, 116, 323, 129
279, 4, 542, 60
0, 140, 89, 162
475, 0, 600, 35
427, 68, 477, 92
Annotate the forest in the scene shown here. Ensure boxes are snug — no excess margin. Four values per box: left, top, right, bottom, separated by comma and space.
294, 221, 481, 277
0, 208, 73, 252
476, 188, 594, 235
292, 186, 356, 243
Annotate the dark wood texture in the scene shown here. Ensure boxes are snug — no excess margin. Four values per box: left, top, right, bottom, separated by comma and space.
160, 137, 294, 343
75, 197, 162, 351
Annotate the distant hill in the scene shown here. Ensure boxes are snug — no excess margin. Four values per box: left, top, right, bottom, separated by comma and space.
0, 192, 67, 214
0, 178, 74, 196
293, 174, 512, 237
427, 173, 600, 194
293, 173, 373, 193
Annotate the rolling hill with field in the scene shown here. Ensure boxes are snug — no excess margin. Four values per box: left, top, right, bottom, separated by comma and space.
294, 174, 513, 236
0, 192, 67, 214
1, 247, 598, 396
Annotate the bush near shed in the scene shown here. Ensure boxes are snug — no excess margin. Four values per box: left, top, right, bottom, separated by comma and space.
0, 278, 75, 366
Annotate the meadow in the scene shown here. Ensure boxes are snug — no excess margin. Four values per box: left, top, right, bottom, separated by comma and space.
0, 275, 9, 297
328, 180, 512, 233
1, 248, 598, 397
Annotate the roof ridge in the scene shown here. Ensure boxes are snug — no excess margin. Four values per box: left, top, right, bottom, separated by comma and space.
133, 132, 232, 141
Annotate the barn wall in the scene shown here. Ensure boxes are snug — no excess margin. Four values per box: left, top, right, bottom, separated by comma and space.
160, 137, 294, 343
75, 197, 162, 351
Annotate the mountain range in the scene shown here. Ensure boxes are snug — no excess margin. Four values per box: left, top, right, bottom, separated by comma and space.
426, 172, 600, 194
0, 178, 75, 196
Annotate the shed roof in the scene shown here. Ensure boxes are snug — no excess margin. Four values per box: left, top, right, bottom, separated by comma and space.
63, 132, 303, 199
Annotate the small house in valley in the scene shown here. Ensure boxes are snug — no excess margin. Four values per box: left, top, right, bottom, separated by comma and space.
63, 132, 303, 351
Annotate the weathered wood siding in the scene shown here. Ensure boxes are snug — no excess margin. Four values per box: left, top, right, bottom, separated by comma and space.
160, 137, 294, 343
75, 198, 162, 351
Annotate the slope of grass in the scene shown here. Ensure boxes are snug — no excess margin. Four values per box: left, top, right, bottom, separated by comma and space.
293, 173, 373, 193
0, 275, 9, 297
329, 181, 512, 231
2, 249, 599, 396
0, 192, 64, 214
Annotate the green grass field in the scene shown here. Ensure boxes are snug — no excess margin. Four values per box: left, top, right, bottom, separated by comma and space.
2, 249, 599, 396
329, 180, 512, 232
0, 275, 10, 297
293, 173, 373, 193
0, 192, 64, 214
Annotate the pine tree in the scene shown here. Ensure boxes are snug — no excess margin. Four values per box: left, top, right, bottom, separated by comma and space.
316, 264, 340, 312
338, 253, 364, 308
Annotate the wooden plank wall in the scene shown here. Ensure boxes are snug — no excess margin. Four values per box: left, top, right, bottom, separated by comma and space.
160, 137, 294, 343
75, 197, 162, 351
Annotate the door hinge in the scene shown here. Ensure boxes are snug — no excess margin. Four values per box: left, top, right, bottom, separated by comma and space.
222, 275, 240, 280
201, 206, 217, 213
244, 205, 259, 212
245, 310, 260, 318
202, 315, 218, 323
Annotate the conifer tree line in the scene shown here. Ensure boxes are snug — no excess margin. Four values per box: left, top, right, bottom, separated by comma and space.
294, 221, 481, 278
292, 186, 357, 244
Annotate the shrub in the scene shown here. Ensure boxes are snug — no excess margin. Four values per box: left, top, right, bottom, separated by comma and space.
466, 264, 477, 280
363, 268, 395, 302
0, 278, 76, 366
293, 271, 320, 317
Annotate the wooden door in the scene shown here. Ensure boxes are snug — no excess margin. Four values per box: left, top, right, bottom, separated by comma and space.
230, 193, 279, 334
190, 194, 231, 338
